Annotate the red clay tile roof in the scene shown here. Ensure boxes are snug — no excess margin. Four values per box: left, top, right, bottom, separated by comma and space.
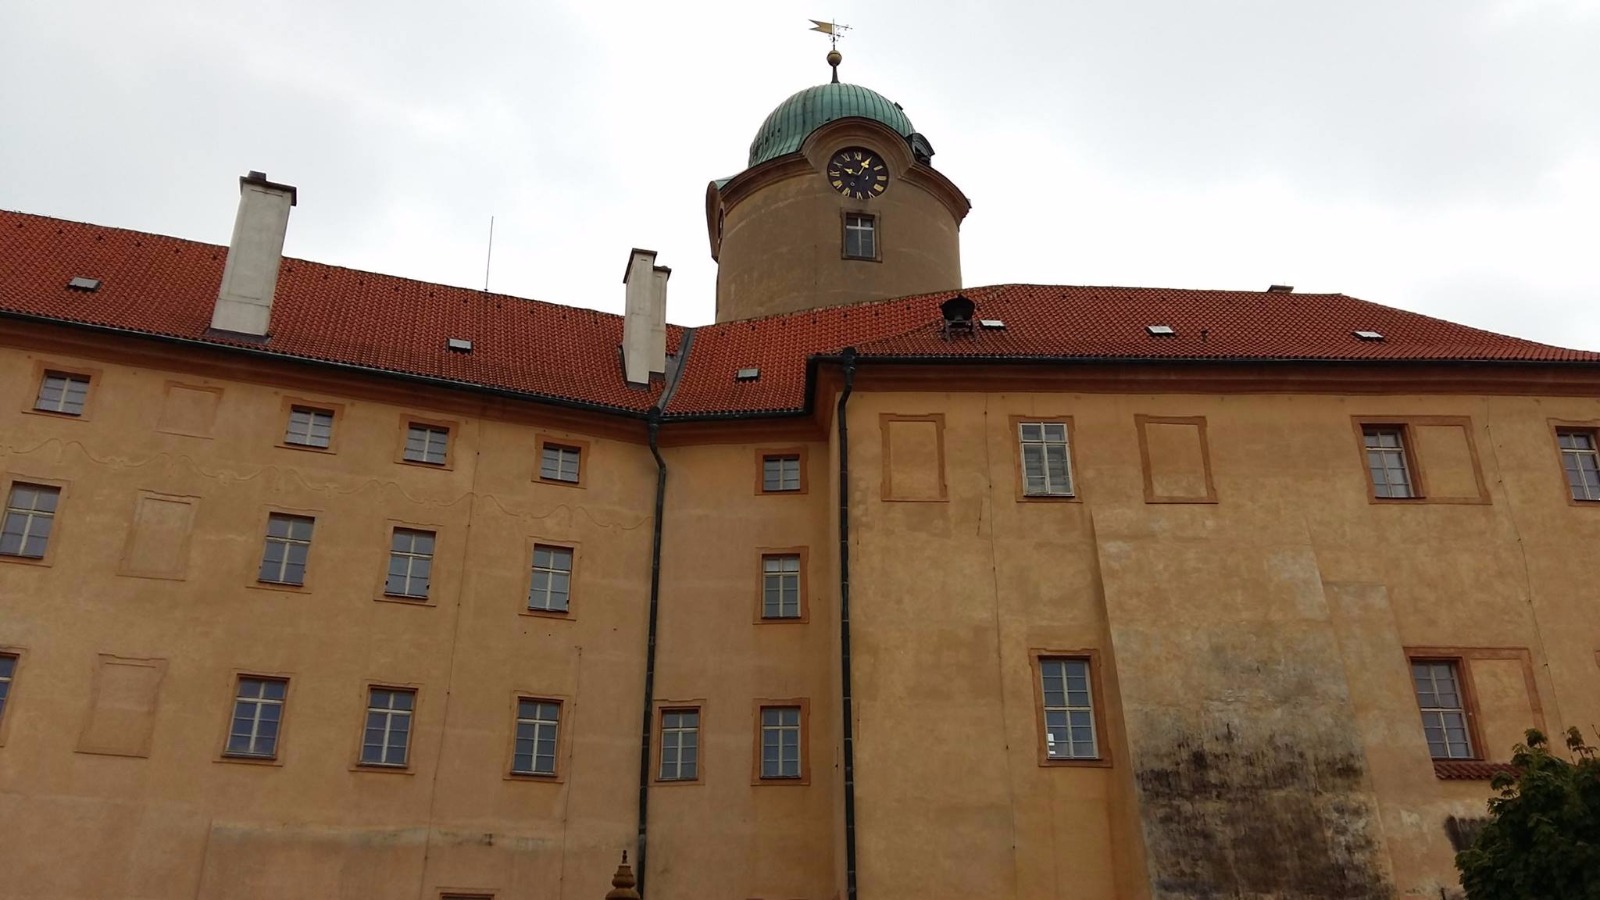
665, 284, 1600, 415
4, 211, 1596, 419
0, 211, 680, 413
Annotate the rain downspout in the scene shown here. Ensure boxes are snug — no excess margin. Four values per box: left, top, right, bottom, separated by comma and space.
836, 347, 860, 899
636, 407, 666, 895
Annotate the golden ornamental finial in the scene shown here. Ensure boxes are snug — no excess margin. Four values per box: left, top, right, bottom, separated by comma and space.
809, 19, 851, 83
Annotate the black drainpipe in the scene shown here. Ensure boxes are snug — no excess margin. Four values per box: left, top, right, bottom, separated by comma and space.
636, 406, 666, 894
836, 347, 860, 899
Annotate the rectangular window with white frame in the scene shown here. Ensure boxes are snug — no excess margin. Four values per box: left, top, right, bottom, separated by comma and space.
226, 676, 287, 759
762, 454, 802, 493
1039, 657, 1099, 761
1363, 426, 1415, 498
258, 514, 314, 585
843, 213, 876, 259
511, 698, 560, 776
34, 371, 91, 416
539, 444, 582, 484
659, 708, 700, 782
360, 687, 415, 767
1018, 421, 1074, 497
2, 483, 59, 559
0, 654, 17, 727
1557, 429, 1600, 501
528, 545, 573, 613
1411, 660, 1475, 760
761, 554, 802, 620
404, 423, 450, 465
285, 406, 335, 449
385, 528, 435, 600
759, 705, 803, 779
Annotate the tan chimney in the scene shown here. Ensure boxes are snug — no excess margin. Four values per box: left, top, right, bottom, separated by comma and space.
211, 171, 297, 336
622, 248, 669, 385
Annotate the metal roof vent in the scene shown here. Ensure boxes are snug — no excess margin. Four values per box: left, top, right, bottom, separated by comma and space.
67, 276, 102, 292
1353, 330, 1385, 341
940, 295, 976, 338
979, 319, 1006, 329
735, 367, 761, 381
1267, 284, 1295, 293
1146, 324, 1176, 336
447, 338, 473, 352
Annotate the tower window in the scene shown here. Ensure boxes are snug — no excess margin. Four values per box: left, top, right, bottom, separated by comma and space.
843, 213, 876, 260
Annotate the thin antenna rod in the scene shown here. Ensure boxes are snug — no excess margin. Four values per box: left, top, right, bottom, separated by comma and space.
483, 216, 495, 292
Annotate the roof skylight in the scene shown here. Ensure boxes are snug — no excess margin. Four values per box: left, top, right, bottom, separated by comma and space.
1146, 324, 1176, 336
447, 338, 473, 352
66, 276, 101, 292
735, 367, 761, 381
979, 319, 1006, 329
1353, 330, 1385, 341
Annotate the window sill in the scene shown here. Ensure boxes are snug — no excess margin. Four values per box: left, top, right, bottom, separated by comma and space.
247, 581, 310, 594
1433, 760, 1514, 780
505, 771, 564, 784
276, 442, 337, 455
1040, 756, 1113, 769
22, 407, 86, 421
218, 753, 282, 768
521, 608, 573, 621
759, 488, 806, 497
377, 593, 435, 608
0, 553, 52, 568
653, 776, 704, 786
398, 458, 453, 472
757, 616, 809, 625
753, 775, 810, 786
351, 762, 414, 775
534, 476, 584, 489
1019, 493, 1080, 503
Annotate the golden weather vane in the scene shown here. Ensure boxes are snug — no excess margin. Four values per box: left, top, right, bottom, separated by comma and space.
808, 19, 851, 82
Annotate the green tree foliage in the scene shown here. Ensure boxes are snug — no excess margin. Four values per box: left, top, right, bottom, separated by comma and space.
1456, 727, 1600, 899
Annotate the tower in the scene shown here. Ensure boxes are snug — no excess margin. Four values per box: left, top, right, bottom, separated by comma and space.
706, 53, 971, 322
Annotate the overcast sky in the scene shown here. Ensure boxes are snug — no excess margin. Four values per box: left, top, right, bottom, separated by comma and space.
3, 0, 1597, 349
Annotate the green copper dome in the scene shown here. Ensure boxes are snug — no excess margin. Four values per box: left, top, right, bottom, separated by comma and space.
747, 82, 915, 169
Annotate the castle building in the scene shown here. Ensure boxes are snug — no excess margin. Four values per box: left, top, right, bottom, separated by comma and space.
2, 55, 1599, 900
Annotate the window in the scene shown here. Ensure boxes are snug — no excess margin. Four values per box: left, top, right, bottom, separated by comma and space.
360, 687, 415, 767
0, 654, 16, 726
843, 213, 876, 259
226, 677, 286, 759
1018, 422, 1074, 497
761, 554, 802, 620
1363, 426, 1415, 498
404, 423, 450, 466
33, 371, 90, 416
1039, 658, 1099, 760
528, 545, 573, 613
511, 698, 560, 776
659, 708, 700, 782
1411, 660, 1474, 760
759, 706, 803, 779
1557, 429, 1600, 501
284, 406, 334, 449
258, 514, 313, 585
1, 483, 59, 559
538, 443, 582, 484
762, 454, 802, 493
385, 528, 435, 599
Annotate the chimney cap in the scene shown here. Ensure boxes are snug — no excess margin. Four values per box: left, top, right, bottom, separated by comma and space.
240, 171, 298, 206
623, 248, 671, 283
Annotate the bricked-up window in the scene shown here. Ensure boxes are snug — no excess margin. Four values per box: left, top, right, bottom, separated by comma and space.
760, 706, 803, 779
843, 213, 876, 259
539, 444, 582, 483
761, 554, 802, 619
34, 371, 90, 415
1557, 429, 1600, 501
1, 484, 59, 559
404, 423, 450, 465
226, 677, 286, 759
0, 654, 16, 726
659, 708, 700, 781
1411, 661, 1474, 759
361, 688, 414, 767
258, 514, 314, 585
1019, 422, 1074, 497
1040, 658, 1099, 760
385, 529, 435, 599
511, 699, 560, 776
528, 545, 573, 613
284, 406, 334, 448
762, 454, 802, 492
1363, 426, 1415, 498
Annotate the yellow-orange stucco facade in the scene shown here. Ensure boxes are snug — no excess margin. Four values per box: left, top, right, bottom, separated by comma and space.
3, 67, 1600, 900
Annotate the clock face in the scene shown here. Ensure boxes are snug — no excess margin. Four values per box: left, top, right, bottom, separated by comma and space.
827, 148, 889, 200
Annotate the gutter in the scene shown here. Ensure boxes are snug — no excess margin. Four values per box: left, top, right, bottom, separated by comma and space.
634, 328, 694, 895
835, 347, 860, 899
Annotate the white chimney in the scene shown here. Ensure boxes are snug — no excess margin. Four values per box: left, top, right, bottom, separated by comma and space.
211, 171, 297, 336
622, 248, 670, 385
